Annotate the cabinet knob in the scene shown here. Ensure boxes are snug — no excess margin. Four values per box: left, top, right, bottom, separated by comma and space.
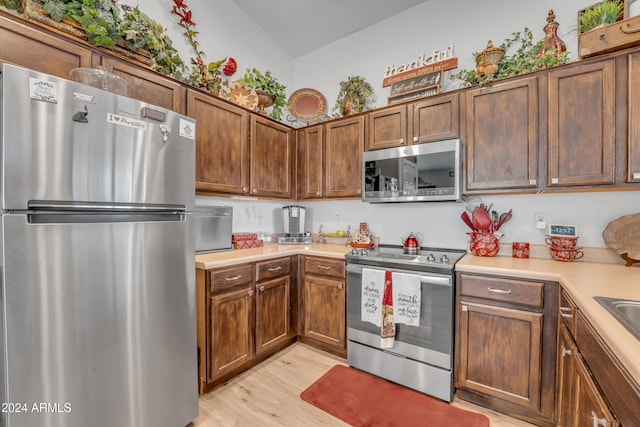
413, 136, 418, 143
399, 138, 405, 145
338, 283, 343, 289
316, 191, 320, 196
252, 188, 257, 193
225, 275, 242, 281
268, 266, 282, 272
259, 285, 265, 292
551, 178, 559, 184
561, 346, 572, 357
243, 186, 248, 192
318, 265, 331, 270
529, 179, 537, 185
248, 290, 254, 296
633, 172, 640, 180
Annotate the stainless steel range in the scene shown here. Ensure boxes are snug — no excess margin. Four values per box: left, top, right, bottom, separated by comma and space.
345, 245, 466, 402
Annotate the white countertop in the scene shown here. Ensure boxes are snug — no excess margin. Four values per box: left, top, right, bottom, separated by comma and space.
195, 243, 352, 270
456, 254, 640, 385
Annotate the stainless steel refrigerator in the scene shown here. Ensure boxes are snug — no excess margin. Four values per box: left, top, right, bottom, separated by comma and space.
0, 64, 198, 427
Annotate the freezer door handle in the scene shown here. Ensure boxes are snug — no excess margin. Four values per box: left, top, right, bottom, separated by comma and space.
27, 212, 187, 224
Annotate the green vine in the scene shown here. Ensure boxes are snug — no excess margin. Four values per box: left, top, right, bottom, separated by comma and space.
450, 28, 569, 88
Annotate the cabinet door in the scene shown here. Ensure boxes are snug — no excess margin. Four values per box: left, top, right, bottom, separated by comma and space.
457, 301, 543, 410
187, 91, 250, 195
211, 286, 254, 380
250, 115, 293, 198
628, 52, 640, 183
303, 274, 345, 348
101, 57, 184, 113
366, 105, 408, 150
324, 116, 364, 198
556, 325, 577, 427
0, 14, 93, 78
412, 93, 460, 144
465, 77, 539, 190
255, 276, 291, 355
574, 353, 619, 427
547, 59, 616, 186
297, 125, 323, 199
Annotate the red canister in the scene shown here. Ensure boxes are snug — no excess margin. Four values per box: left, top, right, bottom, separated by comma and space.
512, 242, 530, 258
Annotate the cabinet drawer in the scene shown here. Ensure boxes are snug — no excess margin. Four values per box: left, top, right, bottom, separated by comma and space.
305, 256, 345, 279
210, 264, 254, 293
459, 274, 544, 308
255, 257, 291, 282
559, 289, 577, 336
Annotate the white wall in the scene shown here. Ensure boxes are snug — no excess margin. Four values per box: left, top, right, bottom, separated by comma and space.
133, 0, 294, 90
293, 0, 586, 110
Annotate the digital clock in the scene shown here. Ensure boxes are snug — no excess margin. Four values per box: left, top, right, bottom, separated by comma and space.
547, 224, 578, 237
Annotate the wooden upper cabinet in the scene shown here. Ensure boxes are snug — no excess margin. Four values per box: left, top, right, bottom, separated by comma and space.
366, 105, 408, 150
101, 58, 184, 113
324, 116, 365, 198
297, 125, 324, 199
628, 52, 640, 183
0, 13, 93, 78
412, 93, 460, 144
547, 59, 616, 187
465, 77, 539, 191
250, 115, 293, 198
187, 91, 250, 195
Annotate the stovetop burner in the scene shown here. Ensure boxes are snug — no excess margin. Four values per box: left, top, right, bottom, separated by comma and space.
345, 244, 466, 273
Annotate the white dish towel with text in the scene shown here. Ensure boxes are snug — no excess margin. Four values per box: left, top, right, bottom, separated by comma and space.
391, 272, 421, 326
361, 268, 385, 327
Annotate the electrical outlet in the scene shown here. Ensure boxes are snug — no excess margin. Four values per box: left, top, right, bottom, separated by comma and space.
535, 212, 547, 230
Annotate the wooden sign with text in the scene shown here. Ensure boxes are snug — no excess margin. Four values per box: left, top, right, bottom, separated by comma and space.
388, 86, 439, 105
389, 71, 442, 97
383, 58, 458, 87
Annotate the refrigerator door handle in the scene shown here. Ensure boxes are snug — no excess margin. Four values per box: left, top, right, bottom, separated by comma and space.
27, 212, 187, 224
27, 200, 187, 212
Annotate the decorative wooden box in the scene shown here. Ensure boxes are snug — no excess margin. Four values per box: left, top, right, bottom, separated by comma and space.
579, 14, 640, 58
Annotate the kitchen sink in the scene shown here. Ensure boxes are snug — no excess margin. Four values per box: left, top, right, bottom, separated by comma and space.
594, 296, 640, 341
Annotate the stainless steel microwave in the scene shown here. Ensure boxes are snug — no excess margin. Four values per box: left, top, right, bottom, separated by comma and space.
362, 138, 463, 202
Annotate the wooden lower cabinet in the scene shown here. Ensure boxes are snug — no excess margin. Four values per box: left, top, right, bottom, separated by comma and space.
556, 288, 639, 427
556, 324, 619, 427
299, 256, 346, 357
455, 273, 558, 426
197, 257, 295, 394
211, 285, 254, 379
457, 302, 543, 410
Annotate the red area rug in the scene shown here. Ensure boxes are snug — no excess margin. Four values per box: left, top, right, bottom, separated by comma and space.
300, 365, 489, 427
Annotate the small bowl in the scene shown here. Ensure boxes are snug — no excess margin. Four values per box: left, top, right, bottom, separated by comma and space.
545, 235, 579, 249
549, 246, 584, 262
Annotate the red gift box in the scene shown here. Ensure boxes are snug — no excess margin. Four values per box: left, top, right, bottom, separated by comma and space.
232, 232, 258, 242
233, 239, 264, 250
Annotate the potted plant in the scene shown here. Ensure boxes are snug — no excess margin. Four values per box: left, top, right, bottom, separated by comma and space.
237, 68, 288, 120
577, 0, 624, 34
119, 4, 183, 77
332, 75, 374, 116
450, 27, 569, 88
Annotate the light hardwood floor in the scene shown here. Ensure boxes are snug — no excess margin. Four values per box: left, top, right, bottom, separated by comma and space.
192, 343, 535, 427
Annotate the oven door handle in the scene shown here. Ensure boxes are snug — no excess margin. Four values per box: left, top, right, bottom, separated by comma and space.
346, 264, 451, 286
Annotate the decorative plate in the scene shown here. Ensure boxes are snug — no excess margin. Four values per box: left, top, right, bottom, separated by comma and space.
288, 88, 327, 121
602, 213, 640, 265
220, 82, 258, 110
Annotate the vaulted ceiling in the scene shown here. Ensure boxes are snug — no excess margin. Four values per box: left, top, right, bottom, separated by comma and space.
231, 0, 430, 57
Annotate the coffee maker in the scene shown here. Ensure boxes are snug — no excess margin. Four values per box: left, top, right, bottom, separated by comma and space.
278, 205, 312, 244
